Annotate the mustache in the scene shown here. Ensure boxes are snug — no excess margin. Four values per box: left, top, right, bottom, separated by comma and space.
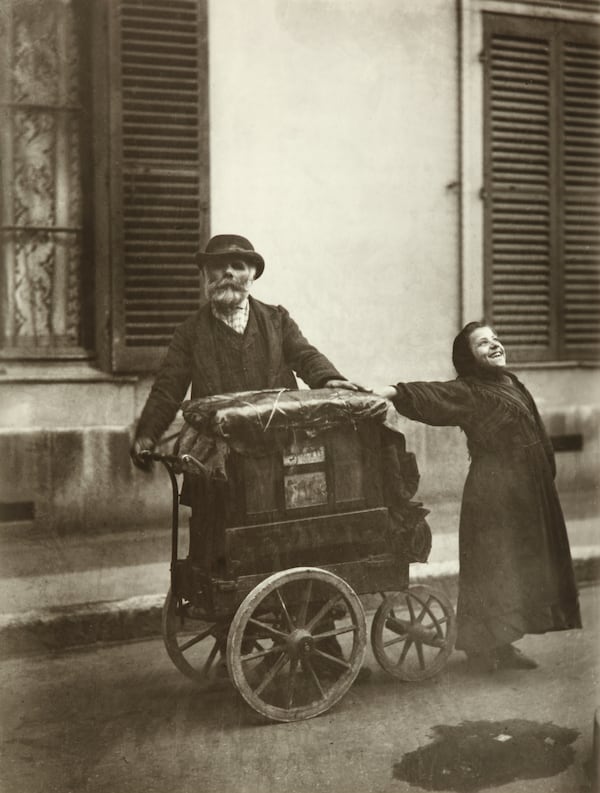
208, 278, 248, 293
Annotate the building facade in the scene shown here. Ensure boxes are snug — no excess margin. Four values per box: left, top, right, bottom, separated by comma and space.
1, 0, 598, 533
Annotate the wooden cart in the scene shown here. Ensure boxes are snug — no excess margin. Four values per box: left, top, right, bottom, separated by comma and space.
146, 389, 456, 722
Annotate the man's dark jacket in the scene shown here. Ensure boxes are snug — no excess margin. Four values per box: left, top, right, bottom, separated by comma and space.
135, 296, 343, 444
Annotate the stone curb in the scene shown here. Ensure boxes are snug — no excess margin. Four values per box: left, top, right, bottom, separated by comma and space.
0, 595, 165, 659
1, 553, 598, 660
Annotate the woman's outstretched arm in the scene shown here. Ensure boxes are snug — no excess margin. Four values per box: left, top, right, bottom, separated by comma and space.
377, 380, 476, 427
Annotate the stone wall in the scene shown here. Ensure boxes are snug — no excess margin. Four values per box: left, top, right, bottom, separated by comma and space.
1, 393, 597, 535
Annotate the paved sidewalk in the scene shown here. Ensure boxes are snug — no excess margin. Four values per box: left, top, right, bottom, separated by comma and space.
0, 502, 597, 658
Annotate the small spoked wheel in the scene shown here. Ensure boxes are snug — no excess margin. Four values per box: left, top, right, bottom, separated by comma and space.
162, 588, 230, 688
226, 568, 367, 722
371, 585, 456, 681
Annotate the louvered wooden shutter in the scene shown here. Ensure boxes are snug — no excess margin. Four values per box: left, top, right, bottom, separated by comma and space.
483, 14, 600, 362
484, 17, 553, 358
109, 0, 208, 372
562, 30, 600, 357
491, 0, 600, 13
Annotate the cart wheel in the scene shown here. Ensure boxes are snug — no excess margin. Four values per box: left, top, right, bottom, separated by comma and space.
371, 585, 456, 681
162, 589, 230, 688
226, 567, 367, 722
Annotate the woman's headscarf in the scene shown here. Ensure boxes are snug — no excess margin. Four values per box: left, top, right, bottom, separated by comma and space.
452, 321, 488, 377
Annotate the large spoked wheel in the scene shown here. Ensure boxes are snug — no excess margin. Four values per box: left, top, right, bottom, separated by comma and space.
371, 586, 457, 681
162, 588, 230, 688
226, 568, 367, 722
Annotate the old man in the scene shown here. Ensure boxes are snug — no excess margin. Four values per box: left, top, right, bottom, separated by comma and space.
131, 233, 362, 467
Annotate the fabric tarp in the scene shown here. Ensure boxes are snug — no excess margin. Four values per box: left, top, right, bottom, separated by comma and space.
173, 388, 431, 563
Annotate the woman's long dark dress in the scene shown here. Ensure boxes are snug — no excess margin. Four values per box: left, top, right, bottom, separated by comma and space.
392, 372, 581, 654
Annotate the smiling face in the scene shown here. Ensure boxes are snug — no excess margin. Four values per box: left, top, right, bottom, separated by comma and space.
468, 326, 507, 371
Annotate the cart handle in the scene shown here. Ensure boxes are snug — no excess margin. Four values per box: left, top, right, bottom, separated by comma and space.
139, 450, 179, 465
139, 450, 206, 473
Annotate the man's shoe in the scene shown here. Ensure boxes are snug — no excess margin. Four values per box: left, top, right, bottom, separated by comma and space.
307, 658, 372, 684
495, 644, 538, 670
354, 666, 372, 684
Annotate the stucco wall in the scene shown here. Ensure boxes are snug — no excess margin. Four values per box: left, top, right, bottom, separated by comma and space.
208, 0, 461, 385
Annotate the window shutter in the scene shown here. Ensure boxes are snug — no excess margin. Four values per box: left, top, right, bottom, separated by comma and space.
109, 0, 208, 372
561, 31, 600, 357
483, 14, 600, 362
490, 0, 600, 13
484, 17, 554, 360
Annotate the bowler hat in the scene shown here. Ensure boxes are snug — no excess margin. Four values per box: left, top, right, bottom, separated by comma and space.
196, 234, 265, 278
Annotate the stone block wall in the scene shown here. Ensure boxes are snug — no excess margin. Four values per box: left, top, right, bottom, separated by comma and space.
0, 427, 174, 535
0, 402, 597, 536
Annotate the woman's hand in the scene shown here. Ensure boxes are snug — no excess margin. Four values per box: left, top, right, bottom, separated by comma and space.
373, 385, 398, 400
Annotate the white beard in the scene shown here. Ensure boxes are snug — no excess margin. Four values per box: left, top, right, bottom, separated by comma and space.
210, 285, 248, 309
206, 276, 253, 310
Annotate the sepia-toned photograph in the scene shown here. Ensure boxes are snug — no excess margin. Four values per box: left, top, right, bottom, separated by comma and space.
0, 1, 599, 791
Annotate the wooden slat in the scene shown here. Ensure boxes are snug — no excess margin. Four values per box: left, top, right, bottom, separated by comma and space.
562, 36, 600, 352
121, 1, 199, 340
484, 14, 600, 361
107, 0, 207, 365
485, 22, 553, 351
489, 0, 600, 13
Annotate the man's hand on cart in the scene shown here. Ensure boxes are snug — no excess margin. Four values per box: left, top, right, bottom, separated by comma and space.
324, 378, 372, 393
130, 436, 156, 471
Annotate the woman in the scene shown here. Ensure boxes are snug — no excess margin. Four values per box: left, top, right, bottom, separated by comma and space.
378, 321, 582, 671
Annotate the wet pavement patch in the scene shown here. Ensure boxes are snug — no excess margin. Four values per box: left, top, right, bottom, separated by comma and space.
392, 719, 579, 791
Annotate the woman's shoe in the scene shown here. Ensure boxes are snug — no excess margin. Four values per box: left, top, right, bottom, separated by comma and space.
495, 644, 538, 670
465, 650, 498, 674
